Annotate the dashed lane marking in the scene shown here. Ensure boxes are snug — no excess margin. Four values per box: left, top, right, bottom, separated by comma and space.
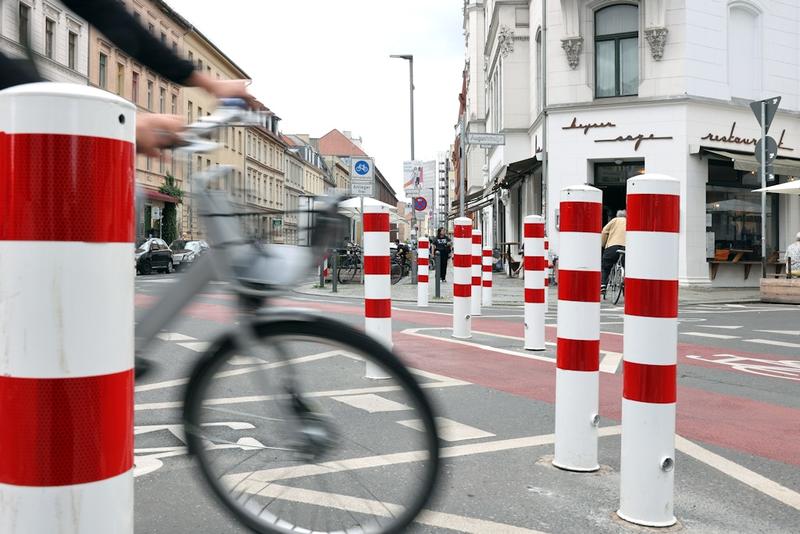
682, 332, 740, 340
745, 338, 800, 349
176, 341, 210, 352
399, 417, 495, 442
332, 394, 411, 413
157, 332, 197, 341
675, 436, 800, 511
696, 325, 744, 330
755, 330, 800, 336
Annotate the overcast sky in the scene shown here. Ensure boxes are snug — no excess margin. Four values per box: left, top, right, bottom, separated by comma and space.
165, 0, 464, 198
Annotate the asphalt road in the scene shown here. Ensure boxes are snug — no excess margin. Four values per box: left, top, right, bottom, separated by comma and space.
133, 273, 800, 533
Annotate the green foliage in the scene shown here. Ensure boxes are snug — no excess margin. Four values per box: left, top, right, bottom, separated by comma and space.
159, 173, 184, 202
162, 203, 177, 245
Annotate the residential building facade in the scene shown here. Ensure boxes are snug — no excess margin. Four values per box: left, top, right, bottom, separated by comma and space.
460, 0, 800, 287
244, 106, 286, 242
0, 0, 89, 85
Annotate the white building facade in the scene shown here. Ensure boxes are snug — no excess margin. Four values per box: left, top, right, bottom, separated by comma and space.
0, 0, 89, 84
461, 0, 800, 287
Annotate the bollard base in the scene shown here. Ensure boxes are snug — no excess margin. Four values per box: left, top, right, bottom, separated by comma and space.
552, 460, 600, 473
616, 510, 678, 528
524, 347, 546, 352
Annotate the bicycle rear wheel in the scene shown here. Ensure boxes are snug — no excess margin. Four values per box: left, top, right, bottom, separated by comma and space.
337, 258, 357, 284
390, 263, 402, 285
183, 316, 440, 534
612, 267, 625, 305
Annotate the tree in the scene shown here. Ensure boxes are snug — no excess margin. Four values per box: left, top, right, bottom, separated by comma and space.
159, 174, 183, 244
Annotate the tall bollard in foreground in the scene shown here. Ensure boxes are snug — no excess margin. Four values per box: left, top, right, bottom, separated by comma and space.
618, 175, 680, 527
417, 238, 429, 307
523, 215, 546, 350
482, 246, 493, 307
553, 185, 603, 472
0, 83, 135, 533
363, 205, 392, 379
471, 229, 483, 317
452, 218, 472, 339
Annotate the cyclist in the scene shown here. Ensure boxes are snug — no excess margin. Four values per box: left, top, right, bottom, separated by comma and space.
601, 209, 626, 291
0, 0, 254, 156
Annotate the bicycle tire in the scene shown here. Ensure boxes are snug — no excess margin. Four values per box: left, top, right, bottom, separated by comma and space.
390, 263, 402, 285
183, 316, 440, 534
612, 266, 625, 305
337, 257, 357, 284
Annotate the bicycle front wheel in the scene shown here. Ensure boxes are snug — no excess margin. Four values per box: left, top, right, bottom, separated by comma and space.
183, 316, 440, 534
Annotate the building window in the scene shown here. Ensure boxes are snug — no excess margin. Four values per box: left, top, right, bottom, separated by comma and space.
159, 87, 165, 113
18, 3, 31, 48
68, 31, 78, 69
728, 5, 761, 100
172, 41, 178, 54
160, 32, 166, 44
148, 23, 154, 34
197, 59, 203, 71
146, 80, 153, 110
99, 53, 108, 89
171, 94, 177, 114
595, 4, 639, 98
188, 51, 193, 63
188, 101, 193, 123
45, 18, 55, 59
706, 159, 778, 260
132, 72, 139, 104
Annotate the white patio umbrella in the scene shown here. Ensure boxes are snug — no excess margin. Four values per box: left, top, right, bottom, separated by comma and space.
338, 197, 396, 217
752, 181, 800, 194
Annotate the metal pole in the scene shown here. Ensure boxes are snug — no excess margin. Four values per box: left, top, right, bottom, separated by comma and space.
319, 257, 325, 288
541, 0, 549, 231
434, 252, 441, 298
331, 250, 338, 293
409, 57, 415, 161
459, 117, 466, 217
360, 195, 365, 285
760, 102, 767, 279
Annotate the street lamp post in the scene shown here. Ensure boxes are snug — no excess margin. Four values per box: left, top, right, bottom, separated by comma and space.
391, 54, 417, 283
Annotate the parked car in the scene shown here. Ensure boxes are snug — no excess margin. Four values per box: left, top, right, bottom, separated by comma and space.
169, 240, 208, 270
135, 238, 174, 275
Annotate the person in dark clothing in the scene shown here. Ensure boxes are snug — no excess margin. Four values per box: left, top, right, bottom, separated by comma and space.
0, 0, 254, 155
432, 227, 452, 282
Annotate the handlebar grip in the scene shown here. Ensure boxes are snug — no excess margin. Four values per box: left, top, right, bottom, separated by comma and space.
219, 98, 249, 109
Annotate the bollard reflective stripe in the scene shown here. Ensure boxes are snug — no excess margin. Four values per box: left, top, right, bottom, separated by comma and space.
471, 230, 482, 317
482, 247, 493, 307
523, 216, 545, 351
417, 238, 429, 307
363, 206, 392, 379
618, 174, 680, 527
0, 83, 135, 534
452, 218, 472, 339
553, 185, 602, 473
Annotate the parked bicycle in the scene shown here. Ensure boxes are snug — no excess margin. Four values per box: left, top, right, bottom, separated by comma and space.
603, 249, 625, 305
135, 100, 440, 534
335, 242, 362, 284
390, 243, 411, 285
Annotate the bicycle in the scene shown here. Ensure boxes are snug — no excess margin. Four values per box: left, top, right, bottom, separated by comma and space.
336, 242, 361, 284
604, 249, 625, 305
135, 100, 440, 534
390, 246, 411, 285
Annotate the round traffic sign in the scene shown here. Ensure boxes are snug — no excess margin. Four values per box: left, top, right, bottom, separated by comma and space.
413, 197, 427, 211
354, 160, 370, 176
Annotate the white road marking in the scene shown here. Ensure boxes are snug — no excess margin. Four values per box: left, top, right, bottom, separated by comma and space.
675, 436, 800, 511
399, 417, 495, 442
157, 332, 196, 341
135, 380, 468, 411
177, 341, 210, 352
599, 351, 623, 374
332, 394, 411, 413
231, 483, 547, 534
228, 355, 267, 365
696, 325, 743, 330
682, 332, 740, 340
755, 330, 800, 336
745, 338, 800, 349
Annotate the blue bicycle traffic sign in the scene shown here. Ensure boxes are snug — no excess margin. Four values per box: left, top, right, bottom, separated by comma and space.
354, 160, 371, 176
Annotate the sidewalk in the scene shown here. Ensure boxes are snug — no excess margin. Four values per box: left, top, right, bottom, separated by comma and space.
299, 272, 762, 306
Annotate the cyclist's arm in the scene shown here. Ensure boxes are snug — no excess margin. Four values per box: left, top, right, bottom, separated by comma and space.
600, 220, 611, 249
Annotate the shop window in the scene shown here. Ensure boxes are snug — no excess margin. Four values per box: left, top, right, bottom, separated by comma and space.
595, 4, 639, 98
706, 160, 778, 259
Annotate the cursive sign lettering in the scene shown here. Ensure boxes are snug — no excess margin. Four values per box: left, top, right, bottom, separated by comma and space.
562, 116, 616, 135
701, 122, 794, 151
594, 133, 673, 151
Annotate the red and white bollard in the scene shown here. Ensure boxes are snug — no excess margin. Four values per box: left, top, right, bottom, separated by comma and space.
523, 215, 546, 350
618, 174, 680, 527
482, 246, 493, 307
543, 237, 550, 307
363, 205, 392, 379
471, 229, 482, 317
452, 217, 472, 339
0, 83, 135, 533
417, 238, 429, 307
553, 185, 602, 472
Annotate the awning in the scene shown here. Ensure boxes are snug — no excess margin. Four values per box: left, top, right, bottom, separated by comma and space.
753, 180, 800, 194
701, 148, 800, 177
498, 156, 541, 189
145, 189, 178, 203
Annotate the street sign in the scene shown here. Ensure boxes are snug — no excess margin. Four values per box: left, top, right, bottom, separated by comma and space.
413, 197, 427, 211
755, 136, 778, 165
350, 157, 374, 197
750, 97, 781, 133
466, 132, 506, 146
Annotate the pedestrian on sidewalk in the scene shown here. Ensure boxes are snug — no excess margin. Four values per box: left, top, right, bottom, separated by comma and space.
787, 232, 800, 276
433, 227, 452, 282
601, 209, 627, 290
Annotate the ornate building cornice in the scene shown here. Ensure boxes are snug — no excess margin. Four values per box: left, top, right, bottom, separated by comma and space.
561, 37, 583, 69
645, 27, 668, 61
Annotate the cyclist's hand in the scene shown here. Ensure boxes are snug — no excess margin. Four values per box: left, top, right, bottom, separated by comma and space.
136, 113, 185, 157
189, 72, 256, 108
